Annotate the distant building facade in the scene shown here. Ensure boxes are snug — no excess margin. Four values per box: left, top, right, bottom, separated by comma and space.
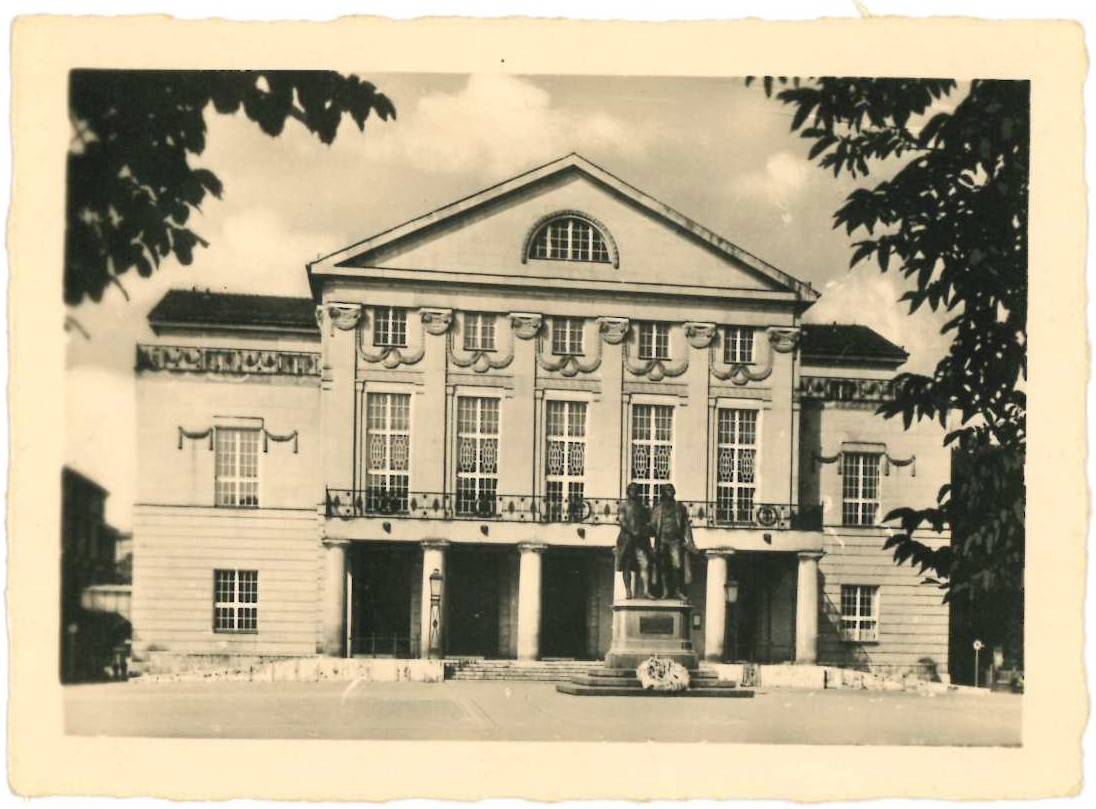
132, 155, 950, 677
61, 466, 127, 681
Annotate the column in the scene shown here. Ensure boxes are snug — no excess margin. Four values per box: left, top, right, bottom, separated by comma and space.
795, 551, 823, 664
420, 540, 448, 659
704, 550, 732, 662
322, 539, 349, 657
516, 543, 547, 661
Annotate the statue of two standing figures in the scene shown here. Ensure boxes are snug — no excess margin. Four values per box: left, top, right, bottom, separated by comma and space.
615, 482, 699, 601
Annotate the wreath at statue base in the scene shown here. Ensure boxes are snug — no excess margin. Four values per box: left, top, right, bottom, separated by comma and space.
636, 655, 691, 692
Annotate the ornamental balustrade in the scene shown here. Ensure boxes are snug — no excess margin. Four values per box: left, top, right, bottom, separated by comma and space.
325, 488, 818, 530
798, 375, 899, 402
136, 344, 321, 376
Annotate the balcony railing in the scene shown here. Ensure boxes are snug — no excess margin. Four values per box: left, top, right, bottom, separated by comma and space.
325, 489, 820, 530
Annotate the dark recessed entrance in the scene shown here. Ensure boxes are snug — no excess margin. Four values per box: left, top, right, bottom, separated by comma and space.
445, 545, 508, 658
541, 548, 612, 660
350, 543, 416, 657
731, 552, 796, 663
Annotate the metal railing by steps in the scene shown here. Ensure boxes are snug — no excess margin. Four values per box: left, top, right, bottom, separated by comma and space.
444, 658, 602, 682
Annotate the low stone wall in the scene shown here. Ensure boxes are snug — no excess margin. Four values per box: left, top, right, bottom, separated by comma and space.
134, 654, 444, 684
704, 662, 951, 693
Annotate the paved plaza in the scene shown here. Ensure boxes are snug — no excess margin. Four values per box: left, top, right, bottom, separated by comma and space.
65, 680, 1022, 745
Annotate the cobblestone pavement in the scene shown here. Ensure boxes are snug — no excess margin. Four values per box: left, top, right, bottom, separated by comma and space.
64, 679, 1022, 745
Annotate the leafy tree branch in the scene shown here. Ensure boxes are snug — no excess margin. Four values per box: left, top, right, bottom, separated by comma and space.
66, 70, 396, 306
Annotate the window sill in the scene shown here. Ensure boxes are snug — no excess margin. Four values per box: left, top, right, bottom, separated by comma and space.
840, 637, 880, 645
213, 629, 259, 635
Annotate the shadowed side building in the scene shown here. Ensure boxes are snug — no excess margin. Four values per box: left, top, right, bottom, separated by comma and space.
130, 154, 952, 679
61, 467, 128, 681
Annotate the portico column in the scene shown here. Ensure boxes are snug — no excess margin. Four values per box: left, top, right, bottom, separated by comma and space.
704, 550, 732, 662
516, 543, 547, 661
322, 539, 349, 657
420, 540, 449, 659
795, 551, 824, 664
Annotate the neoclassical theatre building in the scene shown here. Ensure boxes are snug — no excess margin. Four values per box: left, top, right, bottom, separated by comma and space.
132, 154, 950, 677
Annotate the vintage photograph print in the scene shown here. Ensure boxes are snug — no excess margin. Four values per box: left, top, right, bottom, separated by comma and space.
59, 69, 1029, 748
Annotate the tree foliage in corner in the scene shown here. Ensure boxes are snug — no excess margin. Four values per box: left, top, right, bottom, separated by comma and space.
750, 77, 1028, 607
66, 70, 396, 306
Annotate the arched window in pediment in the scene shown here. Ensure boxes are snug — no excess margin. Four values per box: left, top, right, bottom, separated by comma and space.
524, 213, 618, 266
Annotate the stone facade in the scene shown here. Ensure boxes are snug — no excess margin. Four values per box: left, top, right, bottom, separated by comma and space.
131, 154, 950, 678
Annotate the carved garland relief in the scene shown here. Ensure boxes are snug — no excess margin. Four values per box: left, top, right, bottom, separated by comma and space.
709, 326, 800, 385
356, 307, 426, 369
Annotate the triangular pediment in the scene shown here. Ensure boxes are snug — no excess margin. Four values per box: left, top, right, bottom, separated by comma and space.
310, 154, 817, 301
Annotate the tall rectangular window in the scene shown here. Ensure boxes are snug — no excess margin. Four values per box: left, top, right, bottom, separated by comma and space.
716, 408, 757, 524
840, 584, 879, 641
545, 400, 587, 521
723, 327, 755, 364
842, 452, 881, 526
456, 397, 499, 516
631, 404, 673, 506
365, 392, 411, 513
463, 312, 496, 351
214, 428, 259, 507
638, 322, 670, 360
373, 307, 408, 347
213, 569, 258, 632
551, 317, 584, 356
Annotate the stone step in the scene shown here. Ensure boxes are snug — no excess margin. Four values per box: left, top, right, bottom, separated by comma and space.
556, 683, 755, 698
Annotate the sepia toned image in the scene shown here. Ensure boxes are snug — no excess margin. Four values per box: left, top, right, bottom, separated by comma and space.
8, 14, 1086, 802
60, 67, 1024, 745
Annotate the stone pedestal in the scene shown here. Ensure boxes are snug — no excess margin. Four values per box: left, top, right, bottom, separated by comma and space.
605, 599, 698, 670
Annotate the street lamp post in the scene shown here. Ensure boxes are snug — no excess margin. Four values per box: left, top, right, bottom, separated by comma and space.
428, 568, 443, 659
724, 575, 739, 661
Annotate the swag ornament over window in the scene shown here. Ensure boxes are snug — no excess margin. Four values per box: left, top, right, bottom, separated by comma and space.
357, 307, 426, 368
710, 326, 800, 386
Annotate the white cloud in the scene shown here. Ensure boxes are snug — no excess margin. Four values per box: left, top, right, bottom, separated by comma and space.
368, 74, 650, 176
65, 365, 136, 530
805, 266, 951, 374
733, 149, 813, 225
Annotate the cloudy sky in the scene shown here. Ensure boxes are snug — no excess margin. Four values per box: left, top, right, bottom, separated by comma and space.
65, 72, 957, 528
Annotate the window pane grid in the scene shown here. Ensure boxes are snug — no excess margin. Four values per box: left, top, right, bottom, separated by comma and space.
374, 307, 408, 347
551, 317, 584, 355
366, 392, 411, 512
215, 428, 259, 508
213, 568, 259, 633
530, 216, 610, 263
630, 404, 673, 507
463, 312, 496, 351
723, 326, 755, 364
545, 400, 587, 521
840, 584, 879, 641
842, 452, 881, 526
716, 408, 757, 524
456, 397, 500, 516
638, 322, 670, 360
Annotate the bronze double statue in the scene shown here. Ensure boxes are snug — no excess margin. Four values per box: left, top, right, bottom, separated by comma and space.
615, 482, 699, 600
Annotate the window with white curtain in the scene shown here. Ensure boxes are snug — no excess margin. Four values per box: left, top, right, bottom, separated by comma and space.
456, 397, 500, 516
545, 400, 586, 521
716, 408, 757, 524
630, 403, 673, 506
365, 392, 411, 513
